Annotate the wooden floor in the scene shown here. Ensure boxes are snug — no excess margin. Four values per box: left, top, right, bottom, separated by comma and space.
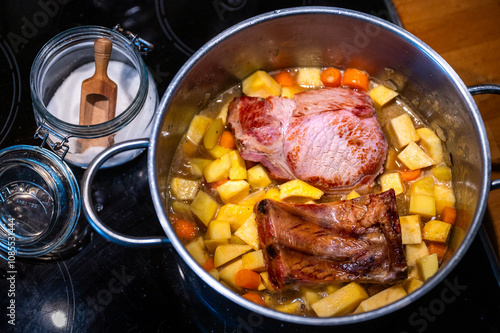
393, 0, 500, 259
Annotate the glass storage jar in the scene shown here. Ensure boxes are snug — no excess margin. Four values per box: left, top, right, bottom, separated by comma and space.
30, 25, 158, 168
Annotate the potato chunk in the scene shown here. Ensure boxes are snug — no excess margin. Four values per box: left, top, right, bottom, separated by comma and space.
417, 127, 444, 164
279, 179, 324, 201
171, 177, 200, 200
203, 117, 224, 150
434, 184, 456, 215
369, 85, 398, 107
422, 220, 452, 243
242, 70, 281, 98
206, 220, 231, 240
398, 141, 436, 170
214, 244, 252, 268
409, 194, 436, 218
204, 153, 231, 183
242, 250, 266, 272
247, 164, 273, 188
216, 204, 253, 231
353, 285, 407, 313
185, 237, 209, 265
217, 180, 250, 204
229, 150, 247, 180
389, 113, 420, 149
405, 242, 429, 266
399, 215, 422, 244
186, 115, 212, 145
219, 258, 244, 288
379, 172, 404, 196
417, 253, 439, 281
234, 214, 260, 250
190, 191, 219, 226
311, 282, 368, 317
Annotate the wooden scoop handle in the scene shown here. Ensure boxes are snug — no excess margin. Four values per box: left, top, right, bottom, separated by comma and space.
93, 38, 112, 80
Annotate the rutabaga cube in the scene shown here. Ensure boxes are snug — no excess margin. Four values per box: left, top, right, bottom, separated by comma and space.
416, 253, 439, 281
410, 176, 434, 196
216, 204, 253, 231
434, 184, 456, 215
185, 237, 209, 265
279, 179, 324, 201
403, 278, 424, 294
242, 70, 281, 98
219, 258, 244, 288
203, 152, 231, 183
389, 113, 420, 149
189, 158, 212, 178
417, 127, 444, 164
311, 282, 368, 317
399, 215, 423, 244
204, 238, 229, 253
379, 172, 404, 196
405, 242, 429, 266
190, 191, 219, 226
229, 150, 247, 180
207, 144, 233, 159
247, 164, 272, 188
171, 177, 200, 200
422, 220, 452, 243
186, 115, 212, 145
214, 244, 252, 268
409, 194, 436, 218
242, 249, 266, 272
353, 285, 407, 313
234, 213, 260, 250
369, 85, 399, 107
203, 117, 225, 150
206, 220, 232, 240
398, 142, 436, 170
217, 180, 250, 204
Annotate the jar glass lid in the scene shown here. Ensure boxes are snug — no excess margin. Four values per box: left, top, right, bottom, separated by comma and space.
0, 145, 80, 258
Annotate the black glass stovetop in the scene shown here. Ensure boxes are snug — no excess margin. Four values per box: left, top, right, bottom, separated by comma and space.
0, 1, 499, 332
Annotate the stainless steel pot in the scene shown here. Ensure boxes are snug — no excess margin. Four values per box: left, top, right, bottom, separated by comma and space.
81, 6, 500, 327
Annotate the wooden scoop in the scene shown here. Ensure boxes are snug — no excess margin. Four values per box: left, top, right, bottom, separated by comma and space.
79, 37, 117, 152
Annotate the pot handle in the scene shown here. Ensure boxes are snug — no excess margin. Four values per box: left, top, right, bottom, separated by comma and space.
468, 84, 500, 191
81, 139, 171, 247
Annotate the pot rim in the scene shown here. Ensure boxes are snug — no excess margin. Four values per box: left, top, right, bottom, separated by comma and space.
148, 6, 491, 326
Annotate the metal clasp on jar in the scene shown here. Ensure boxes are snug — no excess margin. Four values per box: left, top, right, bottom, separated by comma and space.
113, 24, 154, 55
34, 124, 71, 160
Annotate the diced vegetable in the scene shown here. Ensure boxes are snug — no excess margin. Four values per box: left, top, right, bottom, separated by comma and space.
301, 286, 322, 306
369, 84, 398, 107
206, 220, 231, 240
171, 201, 191, 216
229, 235, 247, 245
432, 163, 452, 182
204, 152, 231, 183
427, 241, 447, 263
242, 70, 281, 98
410, 176, 434, 197
279, 179, 324, 201
416, 253, 439, 281
409, 194, 436, 218
281, 85, 305, 98
235, 269, 262, 289
320, 67, 342, 88
265, 187, 280, 201
217, 180, 250, 204
325, 283, 342, 295
216, 100, 230, 125
353, 285, 407, 313
229, 150, 247, 180
389, 114, 420, 149
398, 142, 436, 170
216, 204, 253, 231
417, 127, 444, 164
399, 215, 422, 245
403, 278, 424, 294
204, 238, 229, 252
203, 118, 225, 150
185, 237, 209, 265
247, 164, 273, 188
171, 177, 200, 200
379, 172, 404, 196
422, 220, 452, 243
405, 242, 429, 266
260, 271, 275, 291
341, 68, 369, 91
219, 130, 236, 149
234, 214, 260, 250
385, 149, 400, 171
186, 115, 212, 144
208, 268, 219, 280
441, 206, 456, 225
238, 189, 266, 207
219, 258, 244, 288
346, 190, 360, 200
242, 293, 266, 307
399, 169, 421, 182
276, 301, 301, 314
311, 282, 368, 317
274, 71, 296, 87
174, 219, 198, 242
190, 191, 219, 226
296, 67, 322, 88
207, 144, 233, 158
202, 257, 215, 272
214, 244, 252, 268
242, 250, 266, 272
434, 184, 456, 215
189, 158, 212, 178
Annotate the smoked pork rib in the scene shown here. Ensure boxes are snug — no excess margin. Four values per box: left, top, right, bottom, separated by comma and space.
227, 87, 388, 194
255, 190, 407, 289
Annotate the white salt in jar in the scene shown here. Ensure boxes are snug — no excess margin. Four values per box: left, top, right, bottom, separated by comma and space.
30, 26, 158, 168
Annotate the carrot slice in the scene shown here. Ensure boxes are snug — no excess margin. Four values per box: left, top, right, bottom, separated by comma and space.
202, 257, 214, 272
342, 68, 370, 91
400, 169, 421, 181
274, 71, 295, 87
242, 293, 266, 307
219, 130, 236, 149
235, 269, 261, 289
427, 242, 447, 263
320, 67, 342, 87
441, 206, 456, 225
174, 219, 197, 242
